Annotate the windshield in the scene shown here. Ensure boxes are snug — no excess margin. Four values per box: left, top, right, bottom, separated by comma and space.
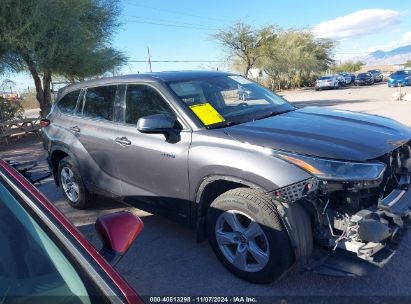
168, 75, 295, 128
318, 76, 331, 80
392, 70, 408, 76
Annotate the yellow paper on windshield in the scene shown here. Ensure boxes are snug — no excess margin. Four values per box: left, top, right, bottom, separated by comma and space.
189, 103, 225, 126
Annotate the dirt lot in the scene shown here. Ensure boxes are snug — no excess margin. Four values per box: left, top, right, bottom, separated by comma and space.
20, 92, 40, 110
1, 83, 411, 301
281, 82, 411, 126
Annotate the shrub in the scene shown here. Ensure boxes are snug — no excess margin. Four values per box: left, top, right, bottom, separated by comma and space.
0, 97, 24, 122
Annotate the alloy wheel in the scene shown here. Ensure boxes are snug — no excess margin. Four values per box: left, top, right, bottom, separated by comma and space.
215, 210, 270, 272
60, 167, 79, 203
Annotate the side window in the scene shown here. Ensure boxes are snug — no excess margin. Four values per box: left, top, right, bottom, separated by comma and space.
82, 86, 117, 121
125, 85, 175, 125
57, 90, 80, 115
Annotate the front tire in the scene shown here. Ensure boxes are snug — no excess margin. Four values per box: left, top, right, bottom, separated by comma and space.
207, 188, 294, 283
58, 156, 93, 209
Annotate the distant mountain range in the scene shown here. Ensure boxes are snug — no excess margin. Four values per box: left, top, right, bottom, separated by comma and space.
351, 44, 411, 66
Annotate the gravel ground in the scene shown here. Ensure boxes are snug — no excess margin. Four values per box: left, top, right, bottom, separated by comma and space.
281, 82, 411, 126
2, 83, 411, 302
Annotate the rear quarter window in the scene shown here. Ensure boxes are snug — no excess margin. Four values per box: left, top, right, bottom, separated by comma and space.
57, 90, 81, 115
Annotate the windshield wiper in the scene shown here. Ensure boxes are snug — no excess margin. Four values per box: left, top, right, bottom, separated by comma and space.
208, 121, 238, 129
254, 109, 294, 121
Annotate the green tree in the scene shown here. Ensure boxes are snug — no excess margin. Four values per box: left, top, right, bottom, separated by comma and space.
332, 60, 364, 73
263, 29, 335, 90
213, 22, 278, 76
0, 0, 126, 116
404, 60, 411, 68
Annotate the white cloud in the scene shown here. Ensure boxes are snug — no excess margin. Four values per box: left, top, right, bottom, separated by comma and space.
314, 9, 402, 39
352, 43, 360, 49
403, 31, 411, 43
367, 31, 411, 52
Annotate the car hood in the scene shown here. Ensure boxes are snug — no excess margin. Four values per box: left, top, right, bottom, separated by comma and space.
224, 107, 411, 161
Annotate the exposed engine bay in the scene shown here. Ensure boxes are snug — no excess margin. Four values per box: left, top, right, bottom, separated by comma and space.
272, 142, 411, 274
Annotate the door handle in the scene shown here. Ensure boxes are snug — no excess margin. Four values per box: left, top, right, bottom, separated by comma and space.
115, 137, 131, 146
69, 126, 80, 133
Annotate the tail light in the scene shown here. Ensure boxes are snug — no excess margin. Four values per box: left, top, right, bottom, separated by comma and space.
40, 119, 50, 127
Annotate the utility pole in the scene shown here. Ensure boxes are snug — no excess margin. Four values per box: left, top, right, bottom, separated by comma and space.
147, 46, 152, 72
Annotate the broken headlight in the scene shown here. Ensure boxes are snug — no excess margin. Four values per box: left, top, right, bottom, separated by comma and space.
276, 152, 386, 182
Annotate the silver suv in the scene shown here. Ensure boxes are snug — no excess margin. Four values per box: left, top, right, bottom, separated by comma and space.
42, 71, 411, 283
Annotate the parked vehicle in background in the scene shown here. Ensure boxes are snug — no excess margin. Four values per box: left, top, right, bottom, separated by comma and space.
355, 73, 374, 86
351, 73, 356, 83
42, 71, 411, 284
336, 74, 346, 87
339, 72, 354, 85
367, 70, 383, 83
315, 75, 340, 90
382, 71, 392, 81
0, 160, 143, 303
388, 70, 411, 87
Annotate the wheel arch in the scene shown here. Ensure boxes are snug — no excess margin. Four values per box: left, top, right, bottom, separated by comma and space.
194, 175, 265, 242
50, 143, 79, 186
195, 175, 313, 268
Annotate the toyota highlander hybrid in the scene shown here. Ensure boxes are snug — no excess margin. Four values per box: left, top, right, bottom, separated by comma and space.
41, 71, 411, 283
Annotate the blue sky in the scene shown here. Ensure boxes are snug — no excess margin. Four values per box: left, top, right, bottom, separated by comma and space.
116, 0, 411, 71
5, 0, 411, 90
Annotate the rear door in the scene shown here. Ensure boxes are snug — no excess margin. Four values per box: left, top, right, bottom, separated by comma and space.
48, 89, 82, 137
73, 85, 122, 196
115, 83, 192, 221
44, 89, 83, 157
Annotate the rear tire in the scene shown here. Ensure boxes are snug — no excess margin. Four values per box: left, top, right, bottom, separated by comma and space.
207, 188, 294, 283
58, 156, 93, 209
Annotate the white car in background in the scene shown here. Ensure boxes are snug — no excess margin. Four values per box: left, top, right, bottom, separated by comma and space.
315, 75, 340, 90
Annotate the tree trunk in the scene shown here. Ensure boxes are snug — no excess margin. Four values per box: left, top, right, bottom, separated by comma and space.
244, 59, 252, 77
24, 56, 52, 117
244, 66, 249, 77
42, 72, 52, 116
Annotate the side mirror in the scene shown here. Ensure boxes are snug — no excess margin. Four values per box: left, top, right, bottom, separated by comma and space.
137, 114, 180, 142
95, 211, 144, 265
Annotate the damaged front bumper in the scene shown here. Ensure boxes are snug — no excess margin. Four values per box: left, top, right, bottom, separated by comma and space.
271, 157, 411, 277
311, 184, 411, 277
